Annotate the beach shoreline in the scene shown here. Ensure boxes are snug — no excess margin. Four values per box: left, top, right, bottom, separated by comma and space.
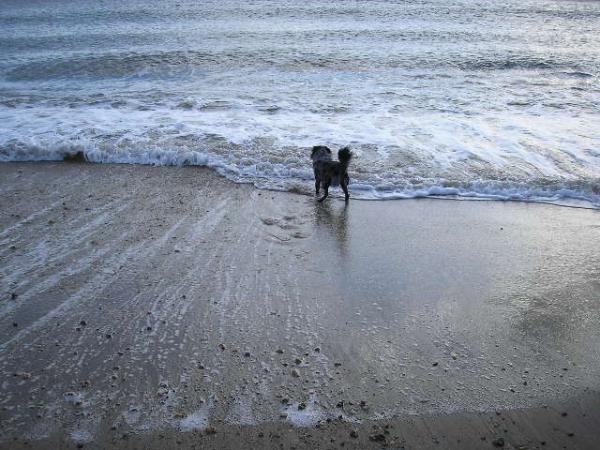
1, 162, 599, 449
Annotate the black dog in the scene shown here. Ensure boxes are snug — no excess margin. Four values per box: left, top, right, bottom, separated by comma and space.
310, 146, 352, 202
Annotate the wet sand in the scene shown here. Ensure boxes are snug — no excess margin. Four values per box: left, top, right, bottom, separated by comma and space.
1, 162, 599, 449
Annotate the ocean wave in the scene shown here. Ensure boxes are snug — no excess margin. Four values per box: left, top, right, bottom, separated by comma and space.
5, 51, 219, 81
1, 138, 598, 209
559, 71, 595, 79
1, 98, 598, 209
4, 50, 586, 82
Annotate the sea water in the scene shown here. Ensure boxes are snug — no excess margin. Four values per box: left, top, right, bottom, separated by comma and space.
0, 0, 599, 207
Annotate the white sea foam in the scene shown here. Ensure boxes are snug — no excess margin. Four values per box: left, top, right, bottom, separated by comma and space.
70, 429, 93, 444
178, 409, 209, 432
0, 104, 598, 208
284, 396, 326, 427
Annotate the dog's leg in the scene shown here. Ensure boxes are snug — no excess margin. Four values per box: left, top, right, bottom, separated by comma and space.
341, 178, 350, 202
315, 177, 320, 195
318, 182, 330, 202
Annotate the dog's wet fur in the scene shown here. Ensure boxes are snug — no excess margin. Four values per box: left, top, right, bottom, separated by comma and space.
310, 146, 353, 202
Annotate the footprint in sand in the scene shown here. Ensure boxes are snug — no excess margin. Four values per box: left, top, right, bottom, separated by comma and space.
261, 217, 277, 226
259, 215, 310, 241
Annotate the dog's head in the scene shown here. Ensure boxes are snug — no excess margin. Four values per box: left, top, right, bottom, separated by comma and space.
310, 146, 333, 162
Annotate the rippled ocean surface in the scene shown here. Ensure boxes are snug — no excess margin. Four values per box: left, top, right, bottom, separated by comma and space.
1, 0, 599, 207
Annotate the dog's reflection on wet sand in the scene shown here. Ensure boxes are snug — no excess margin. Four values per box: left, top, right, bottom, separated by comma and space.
313, 200, 349, 257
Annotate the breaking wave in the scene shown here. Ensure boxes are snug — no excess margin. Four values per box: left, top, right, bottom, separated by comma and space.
1, 130, 598, 209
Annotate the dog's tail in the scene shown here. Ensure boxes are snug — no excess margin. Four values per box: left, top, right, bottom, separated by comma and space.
337, 147, 352, 167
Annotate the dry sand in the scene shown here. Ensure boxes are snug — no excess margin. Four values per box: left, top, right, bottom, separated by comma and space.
1, 162, 599, 449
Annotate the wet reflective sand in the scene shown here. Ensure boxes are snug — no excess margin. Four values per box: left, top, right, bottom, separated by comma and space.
1, 163, 599, 449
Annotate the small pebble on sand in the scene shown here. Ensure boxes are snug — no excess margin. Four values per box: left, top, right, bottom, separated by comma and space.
492, 437, 505, 447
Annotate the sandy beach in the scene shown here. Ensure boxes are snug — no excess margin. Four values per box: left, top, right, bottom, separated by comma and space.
1, 162, 599, 450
